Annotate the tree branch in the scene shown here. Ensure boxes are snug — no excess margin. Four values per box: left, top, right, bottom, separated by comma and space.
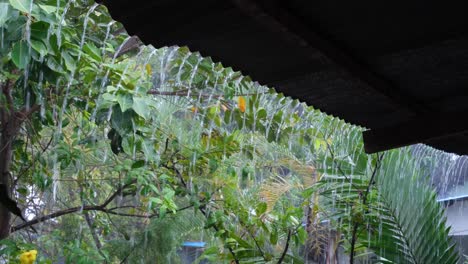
12, 180, 137, 232
277, 229, 292, 264
102, 179, 136, 208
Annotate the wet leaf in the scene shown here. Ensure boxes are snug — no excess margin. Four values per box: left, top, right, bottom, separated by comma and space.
132, 97, 150, 120
30, 21, 49, 41
11, 40, 30, 69
61, 51, 76, 72
83, 42, 101, 62
117, 94, 133, 112
47, 34, 59, 55
38, 4, 56, 14
30, 39, 47, 57
0, 2, 11, 26
46, 56, 65, 73
9, 0, 31, 13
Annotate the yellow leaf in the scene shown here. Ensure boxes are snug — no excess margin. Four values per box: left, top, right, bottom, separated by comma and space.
145, 64, 152, 76
238, 96, 246, 113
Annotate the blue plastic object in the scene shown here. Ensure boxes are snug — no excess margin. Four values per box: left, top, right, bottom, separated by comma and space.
182, 241, 206, 248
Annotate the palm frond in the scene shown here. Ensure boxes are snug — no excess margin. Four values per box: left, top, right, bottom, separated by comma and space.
366, 149, 458, 264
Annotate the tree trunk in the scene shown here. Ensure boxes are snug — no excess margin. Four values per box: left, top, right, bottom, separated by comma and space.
0, 131, 13, 239
0, 79, 24, 239
0, 81, 15, 239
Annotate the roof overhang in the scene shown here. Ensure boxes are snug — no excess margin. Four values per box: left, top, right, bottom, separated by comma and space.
102, 0, 468, 155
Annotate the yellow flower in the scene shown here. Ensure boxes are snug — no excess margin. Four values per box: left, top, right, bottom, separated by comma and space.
19, 250, 37, 264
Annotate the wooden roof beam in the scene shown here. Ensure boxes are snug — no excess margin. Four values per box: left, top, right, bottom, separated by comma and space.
363, 109, 468, 153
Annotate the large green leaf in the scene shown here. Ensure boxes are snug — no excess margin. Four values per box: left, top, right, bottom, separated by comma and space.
8, 0, 31, 13
11, 40, 30, 69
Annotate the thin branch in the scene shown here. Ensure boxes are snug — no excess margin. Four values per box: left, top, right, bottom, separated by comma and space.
103, 211, 157, 218
363, 153, 384, 205
14, 136, 54, 186
251, 230, 267, 260
325, 142, 361, 191
277, 229, 292, 264
349, 153, 384, 264
84, 212, 107, 261
15, 104, 41, 122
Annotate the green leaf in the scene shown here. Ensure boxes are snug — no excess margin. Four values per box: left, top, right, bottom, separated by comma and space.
30, 39, 47, 57
106, 86, 118, 93
83, 42, 101, 62
255, 202, 267, 215
132, 97, 150, 120
61, 51, 76, 72
159, 206, 167, 218
296, 228, 307, 244
9, 0, 31, 13
131, 160, 145, 169
270, 227, 278, 245
149, 197, 162, 205
256, 108, 267, 119
0, 2, 11, 26
38, 4, 56, 14
110, 105, 134, 135
47, 34, 59, 55
30, 21, 49, 41
46, 56, 65, 73
17, 187, 28, 195
102, 93, 117, 102
117, 94, 133, 112
11, 40, 30, 69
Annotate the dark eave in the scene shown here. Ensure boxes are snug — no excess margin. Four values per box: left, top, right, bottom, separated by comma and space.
364, 109, 468, 154
102, 0, 468, 155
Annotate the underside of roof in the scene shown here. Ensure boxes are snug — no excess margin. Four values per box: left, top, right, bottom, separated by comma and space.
102, 0, 468, 155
